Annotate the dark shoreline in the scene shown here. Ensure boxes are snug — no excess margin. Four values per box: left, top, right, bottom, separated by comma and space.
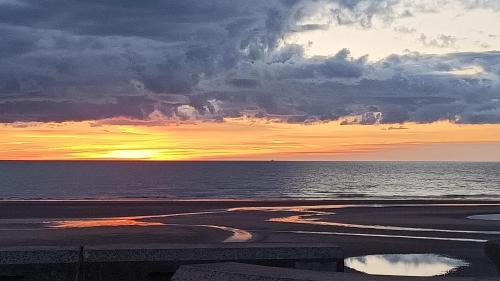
1, 198, 500, 217
5, 197, 498, 203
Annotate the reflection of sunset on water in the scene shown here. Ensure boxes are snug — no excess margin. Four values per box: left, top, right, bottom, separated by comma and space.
51, 218, 164, 228
345, 254, 468, 277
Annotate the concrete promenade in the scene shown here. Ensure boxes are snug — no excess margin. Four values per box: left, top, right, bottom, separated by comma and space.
172, 262, 500, 281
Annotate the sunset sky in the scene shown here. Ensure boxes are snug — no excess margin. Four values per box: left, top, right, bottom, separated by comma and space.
1, 0, 500, 160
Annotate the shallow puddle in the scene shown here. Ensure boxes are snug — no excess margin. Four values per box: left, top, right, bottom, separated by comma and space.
345, 254, 468, 276
467, 214, 500, 221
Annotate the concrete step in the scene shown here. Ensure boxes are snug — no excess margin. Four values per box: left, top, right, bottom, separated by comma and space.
172, 262, 500, 281
485, 240, 500, 275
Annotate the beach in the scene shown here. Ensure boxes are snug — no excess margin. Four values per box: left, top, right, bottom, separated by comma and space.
1, 199, 499, 277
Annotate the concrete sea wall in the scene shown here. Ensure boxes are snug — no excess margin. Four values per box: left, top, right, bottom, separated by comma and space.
0, 243, 344, 281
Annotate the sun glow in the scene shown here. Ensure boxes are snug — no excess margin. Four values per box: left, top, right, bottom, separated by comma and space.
1, 118, 500, 161
91, 149, 162, 160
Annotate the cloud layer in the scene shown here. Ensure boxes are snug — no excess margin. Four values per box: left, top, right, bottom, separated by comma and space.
1, 0, 500, 124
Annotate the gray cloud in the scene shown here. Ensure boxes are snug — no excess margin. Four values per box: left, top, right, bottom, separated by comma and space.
0, 0, 499, 124
394, 26, 416, 34
419, 34, 458, 49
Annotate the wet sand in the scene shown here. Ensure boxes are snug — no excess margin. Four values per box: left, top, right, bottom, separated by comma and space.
1, 199, 500, 277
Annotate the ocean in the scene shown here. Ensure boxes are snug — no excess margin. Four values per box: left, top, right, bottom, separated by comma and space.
0, 161, 499, 200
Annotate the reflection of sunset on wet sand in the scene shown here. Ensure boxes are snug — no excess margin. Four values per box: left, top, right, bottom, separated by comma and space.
47, 213, 253, 242
50, 218, 164, 228
39, 203, 500, 245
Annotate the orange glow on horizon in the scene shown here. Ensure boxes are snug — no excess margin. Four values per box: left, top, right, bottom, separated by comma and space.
1, 118, 500, 161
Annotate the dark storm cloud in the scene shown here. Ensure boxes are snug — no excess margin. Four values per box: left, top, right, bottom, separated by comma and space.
1, 0, 500, 124
0, 96, 155, 123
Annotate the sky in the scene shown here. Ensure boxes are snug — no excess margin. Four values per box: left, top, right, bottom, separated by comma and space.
1, 0, 500, 160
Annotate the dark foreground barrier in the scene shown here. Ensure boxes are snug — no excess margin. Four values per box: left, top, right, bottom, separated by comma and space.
0, 246, 81, 281
171, 262, 500, 281
485, 240, 500, 275
83, 243, 344, 281
0, 243, 344, 281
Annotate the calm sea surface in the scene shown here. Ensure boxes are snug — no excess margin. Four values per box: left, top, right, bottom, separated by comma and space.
0, 161, 499, 200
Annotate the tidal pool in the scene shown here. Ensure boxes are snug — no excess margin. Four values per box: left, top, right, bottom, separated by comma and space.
467, 214, 500, 221
345, 254, 468, 277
